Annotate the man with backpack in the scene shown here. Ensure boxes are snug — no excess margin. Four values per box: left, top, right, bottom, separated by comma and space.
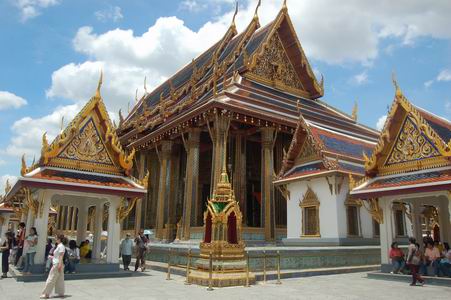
134, 230, 148, 272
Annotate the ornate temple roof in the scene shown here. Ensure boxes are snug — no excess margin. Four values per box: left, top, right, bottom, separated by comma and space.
350, 80, 451, 198
118, 4, 359, 149
4, 75, 146, 203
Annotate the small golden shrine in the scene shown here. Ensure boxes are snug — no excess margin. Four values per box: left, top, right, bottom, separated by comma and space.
189, 143, 255, 287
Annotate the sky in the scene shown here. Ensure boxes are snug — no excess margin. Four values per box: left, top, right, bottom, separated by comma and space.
0, 0, 450, 192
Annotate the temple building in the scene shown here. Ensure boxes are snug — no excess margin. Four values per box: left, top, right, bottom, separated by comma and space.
351, 82, 451, 272
117, 2, 380, 244
2, 79, 146, 271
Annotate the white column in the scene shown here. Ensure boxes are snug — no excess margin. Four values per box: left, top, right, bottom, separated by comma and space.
25, 208, 34, 234
76, 204, 89, 244
93, 203, 104, 260
438, 198, 450, 243
411, 202, 423, 244
34, 191, 51, 264
379, 198, 394, 265
106, 197, 121, 263
0, 214, 11, 242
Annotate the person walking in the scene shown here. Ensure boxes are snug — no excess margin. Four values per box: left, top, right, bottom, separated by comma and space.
120, 233, 133, 271
134, 229, 148, 272
406, 237, 424, 286
0, 231, 14, 278
41, 235, 67, 299
23, 227, 38, 275
14, 222, 26, 267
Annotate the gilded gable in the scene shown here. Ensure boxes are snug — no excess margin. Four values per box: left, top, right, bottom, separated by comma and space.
58, 118, 114, 166
385, 116, 440, 166
295, 138, 318, 165
249, 33, 304, 93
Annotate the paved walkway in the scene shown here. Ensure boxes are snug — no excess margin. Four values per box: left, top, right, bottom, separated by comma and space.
0, 271, 450, 300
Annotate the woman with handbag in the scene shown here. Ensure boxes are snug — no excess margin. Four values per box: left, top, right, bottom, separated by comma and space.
1, 231, 14, 278
406, 237, 424, 286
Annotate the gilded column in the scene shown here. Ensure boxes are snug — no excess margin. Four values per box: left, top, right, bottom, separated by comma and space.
261, 127, 276, 241
210, 114, 230, 194
234, 133, 247, 224
134, 151, 146, 235
181, 128, 201, 240
65, 207, 71, 231
155, 140, 173, 239
165, 144, 180, 240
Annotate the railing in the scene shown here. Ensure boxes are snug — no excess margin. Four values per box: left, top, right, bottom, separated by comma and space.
152, 248, 283, 291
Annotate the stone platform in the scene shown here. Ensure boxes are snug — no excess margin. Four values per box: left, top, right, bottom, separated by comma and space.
145, 243, 381, 271
367, 271, 451, 287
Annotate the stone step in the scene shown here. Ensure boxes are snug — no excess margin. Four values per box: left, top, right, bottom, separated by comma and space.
367, 272, 451, 287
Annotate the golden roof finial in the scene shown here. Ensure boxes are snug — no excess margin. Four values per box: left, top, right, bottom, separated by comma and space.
4, 179, 11, 194
254, 0, 261, 20
351, 100, 358, 121
231, 1, 238, 27
95, 70, 103, 99
144, 76, 148, 94
282, 0, 288, 11
60, 116, 64, 132
21, 154, 28, 176
135, 88, 138, 103
392, 71, 402, 98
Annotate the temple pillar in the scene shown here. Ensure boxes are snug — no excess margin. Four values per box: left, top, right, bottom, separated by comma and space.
70, 206, 77, 233
181, 128, 201, 240
210, 114, 230, 194
93, 204, 103, 259
106, 197, 121, 263
25, 208, 34, 234
380, 199, 394, 266
234, 133, 247, 224
65, 206, 71, 231
34, 191, 51, 264
156, 140, 173, 240
261, 127, 276, 241
410, 201, 423, 245
438, 198, 450, 243
134, 152, 146, 235
0, 214, 11, 240
76, 204, 89, 244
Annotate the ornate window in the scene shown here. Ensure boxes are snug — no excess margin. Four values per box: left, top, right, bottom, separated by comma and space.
393, 203, 406, 237
299, 187, 320, 237
345, 196, 361, 237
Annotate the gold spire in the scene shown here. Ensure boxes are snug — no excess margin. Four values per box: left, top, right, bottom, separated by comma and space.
282, 0, 288, 11
21, 154, 28, 176
351, 101, 358, 121
253, 0, 261, 20
392, 71, 402, 98
231, 1, 238, 28
95, 70, 103, 99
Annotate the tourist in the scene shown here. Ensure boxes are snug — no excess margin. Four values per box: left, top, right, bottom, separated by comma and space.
134, 229, 148, 272
45, 242, 57, 273
406, 238, 424, 286
14, 222, 26, 267
120, 233, 133, 271
389, 242, 405, 274
422, 241, 441, 276
22, 227, 38, 275
41, 234, 67, 299
439, 242, 451, 277
65, 240, 80, 274
423, 231, 433, 246
80, 239, 92, 259
0, 231, 14, 278
45, 239, 53, 262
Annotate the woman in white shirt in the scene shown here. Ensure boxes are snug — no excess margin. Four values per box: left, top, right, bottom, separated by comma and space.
41, 235, 67, 299
23, 227, 38, 275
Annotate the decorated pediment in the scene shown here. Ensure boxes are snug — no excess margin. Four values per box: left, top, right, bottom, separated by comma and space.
39, 74, 135, 175
295, 138, 319, 165
385, 116, 440, 166
249, 33, 304, 92
58, 118, 115, 166
299, 186, 320, 207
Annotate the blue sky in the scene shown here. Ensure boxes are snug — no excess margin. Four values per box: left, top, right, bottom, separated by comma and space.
0, 0, 450, 191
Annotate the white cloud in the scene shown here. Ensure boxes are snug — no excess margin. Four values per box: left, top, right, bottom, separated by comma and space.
437, 69, 451, 82
4, 104, 81, 159
351, 71, 369, 85
424, 80, 433, 88
0, 91, 27, 110
179, 0, 206, 12
376, 115, 387, 131
0, 175, 17, 195
13, 0, 60, 22
445, 102, 451, 115
94, 6, 123, 23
